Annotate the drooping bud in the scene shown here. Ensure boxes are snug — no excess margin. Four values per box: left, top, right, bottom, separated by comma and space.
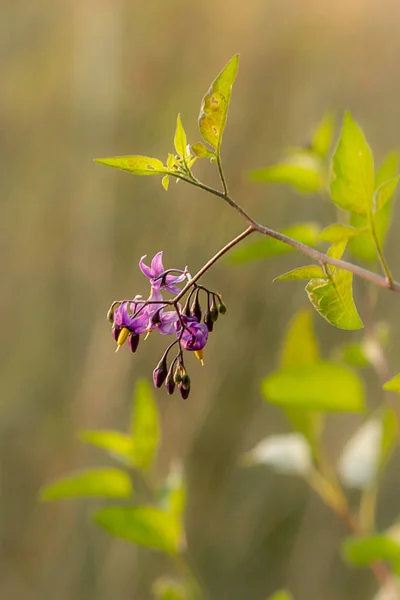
153, 355, 168, 388
178, 381, 190, 400
181, 373, 191, 390
112, 325, 121, 342
190, 290, 202, 322
173, 363, 183, 384
165, 362, 176, 395
204, 311, 214, 332
107, 302, 120, 323
218, 300, 227, 315
210, 298, 219, 323
128, 332, 140, 353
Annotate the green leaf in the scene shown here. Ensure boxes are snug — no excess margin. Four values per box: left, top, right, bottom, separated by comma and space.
318, 224, 366, 243
274, 265, 327, 281
131, 379, 160, 470
228, 223, 320, 264
198, 54, 239, 151
266, 591, 294, 600
40, 468, 133, 501
153, 578, 189, 600
262, 361, 364, 412
250, 152, 325, 193
330, 112, 374, 215
161, 175, 170, 191
157, 462, 186, 517
336, 342, 369, 368
306, 269, 363, 330
374, 176, 400, 212
311, 112, 335, 158
383, 374, 400, 392
174, 114, 188, 160
349, 203, 393, 261
78, 430, 134, 465
94, 506, 181, 554
342, 535, 400, 570
327, 239, 347, 260
242, 433, 312, 476
94, 156, 167, 176
280, 309, 319, 368
191, 142, 215, 159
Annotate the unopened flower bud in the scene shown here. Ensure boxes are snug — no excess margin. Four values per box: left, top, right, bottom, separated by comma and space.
181, 373, 191, 390
178, 381, 190, 400
107, 303, 120, 323
173, 363, 183, 384
210, 300, 219, 323
190, 292, 202, 322
218, 300, 227, 315
128, 332, 140, 353
165, 363, 176, 395
204, 312, 214, 332
153, 356, 168, 388
112, 325, 121, 342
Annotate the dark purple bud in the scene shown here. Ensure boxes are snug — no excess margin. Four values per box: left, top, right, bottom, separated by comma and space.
181, 373, 191, 390
153, 355, 168, 388
218, 300, 227, 315
112, 325, 122, 341
128, 332, 140, 353
165, 375, 176, 395
183, 300, 191, 317
178, 381, 190, 400
204, 312, 214, 332
190, 291, 202, 321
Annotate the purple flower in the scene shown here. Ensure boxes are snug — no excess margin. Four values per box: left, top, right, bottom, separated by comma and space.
113, 297, 149, 335
179, 315, 208, 351
140, 251, 185, 294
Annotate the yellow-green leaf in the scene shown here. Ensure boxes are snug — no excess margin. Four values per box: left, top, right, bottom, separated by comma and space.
94, 506, 181, 554
174, 114, 188, 160
318, 224, 366, 243
306, 269, 363, 330
311, 112, 335, 159
131, 379, 160, 470
280, 309, 319, 369
274, 265, 327, 282
157, 463, 186, 517
95, 155, 167, 176
228, 223, 320, 264
262, 361, 364, 413
383, 374, 400, 392
250, 152, 325, 193
374, 176, 400, 212
330, 112, 374, 215
161, 175, 170, 191
40, 468, 132, 501
79, 430, 134, 465
342, 536, 400, 569
198, 54, 239, 151
191, 142, 215, 159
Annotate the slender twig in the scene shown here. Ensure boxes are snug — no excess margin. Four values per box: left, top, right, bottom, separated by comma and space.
216, 153, 229, 196
169, 173, 400, 293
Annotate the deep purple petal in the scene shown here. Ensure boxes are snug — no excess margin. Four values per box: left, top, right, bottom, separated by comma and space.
150, 251, 164, 277
180, 320, 208, 351
139, 255, 153, 279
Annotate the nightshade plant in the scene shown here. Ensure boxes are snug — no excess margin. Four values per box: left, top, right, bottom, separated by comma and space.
40, 55, 400, 599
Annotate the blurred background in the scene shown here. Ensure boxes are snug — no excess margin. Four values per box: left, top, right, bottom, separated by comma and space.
3, 0, 400, 598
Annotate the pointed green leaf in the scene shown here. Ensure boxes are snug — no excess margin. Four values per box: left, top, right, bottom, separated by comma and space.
311, 112, 335, 158
383, 374, 400, 392
250, 152, 325, 193
349, 203, 393, 261
157, 463, 186, 517
161, 175, 170, 191
342, 536, 400, 569
274, 265, 326, 281
318, 224, 366, 243
306, 269, 363, 330
327, 239, 347, 260
94, 506, 181, 554
78, 430, 134, 465
280, 309, 319, 368
262, 361, 364, 412
174, 114, 188, 160
40, 468, 133, 501
228, 223, 320, 264
131, 379, 160, 470
266, 590, 294, 600
191, 142, 215, 159
330, 112, 374, 215
198, 54, 239, 151
94, 156, 167, 176
375, 150, 399, 189
374, 176, 400, 212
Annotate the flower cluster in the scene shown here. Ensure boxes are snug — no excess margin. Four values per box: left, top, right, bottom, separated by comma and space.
107, 252, 226, 398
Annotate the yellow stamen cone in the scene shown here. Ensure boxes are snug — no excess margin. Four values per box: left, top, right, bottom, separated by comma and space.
115, 327, 129, 352
194, 349, 204, 365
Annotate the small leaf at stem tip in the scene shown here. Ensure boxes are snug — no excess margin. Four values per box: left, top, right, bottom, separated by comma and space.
262, 361, 364, 413
249, 152, 325, 193
383, 374, 400, 392
161, 175, 170, 191
39, 468, 133, 501
311, 111, 335, 159
191, 142, 215, 159
274, 265, 327, 281
330, 111, 375, 215
198, 54, 239, 152
173, 114, 188, 160
94, 156, 167, 175
318, 223, 366, 243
